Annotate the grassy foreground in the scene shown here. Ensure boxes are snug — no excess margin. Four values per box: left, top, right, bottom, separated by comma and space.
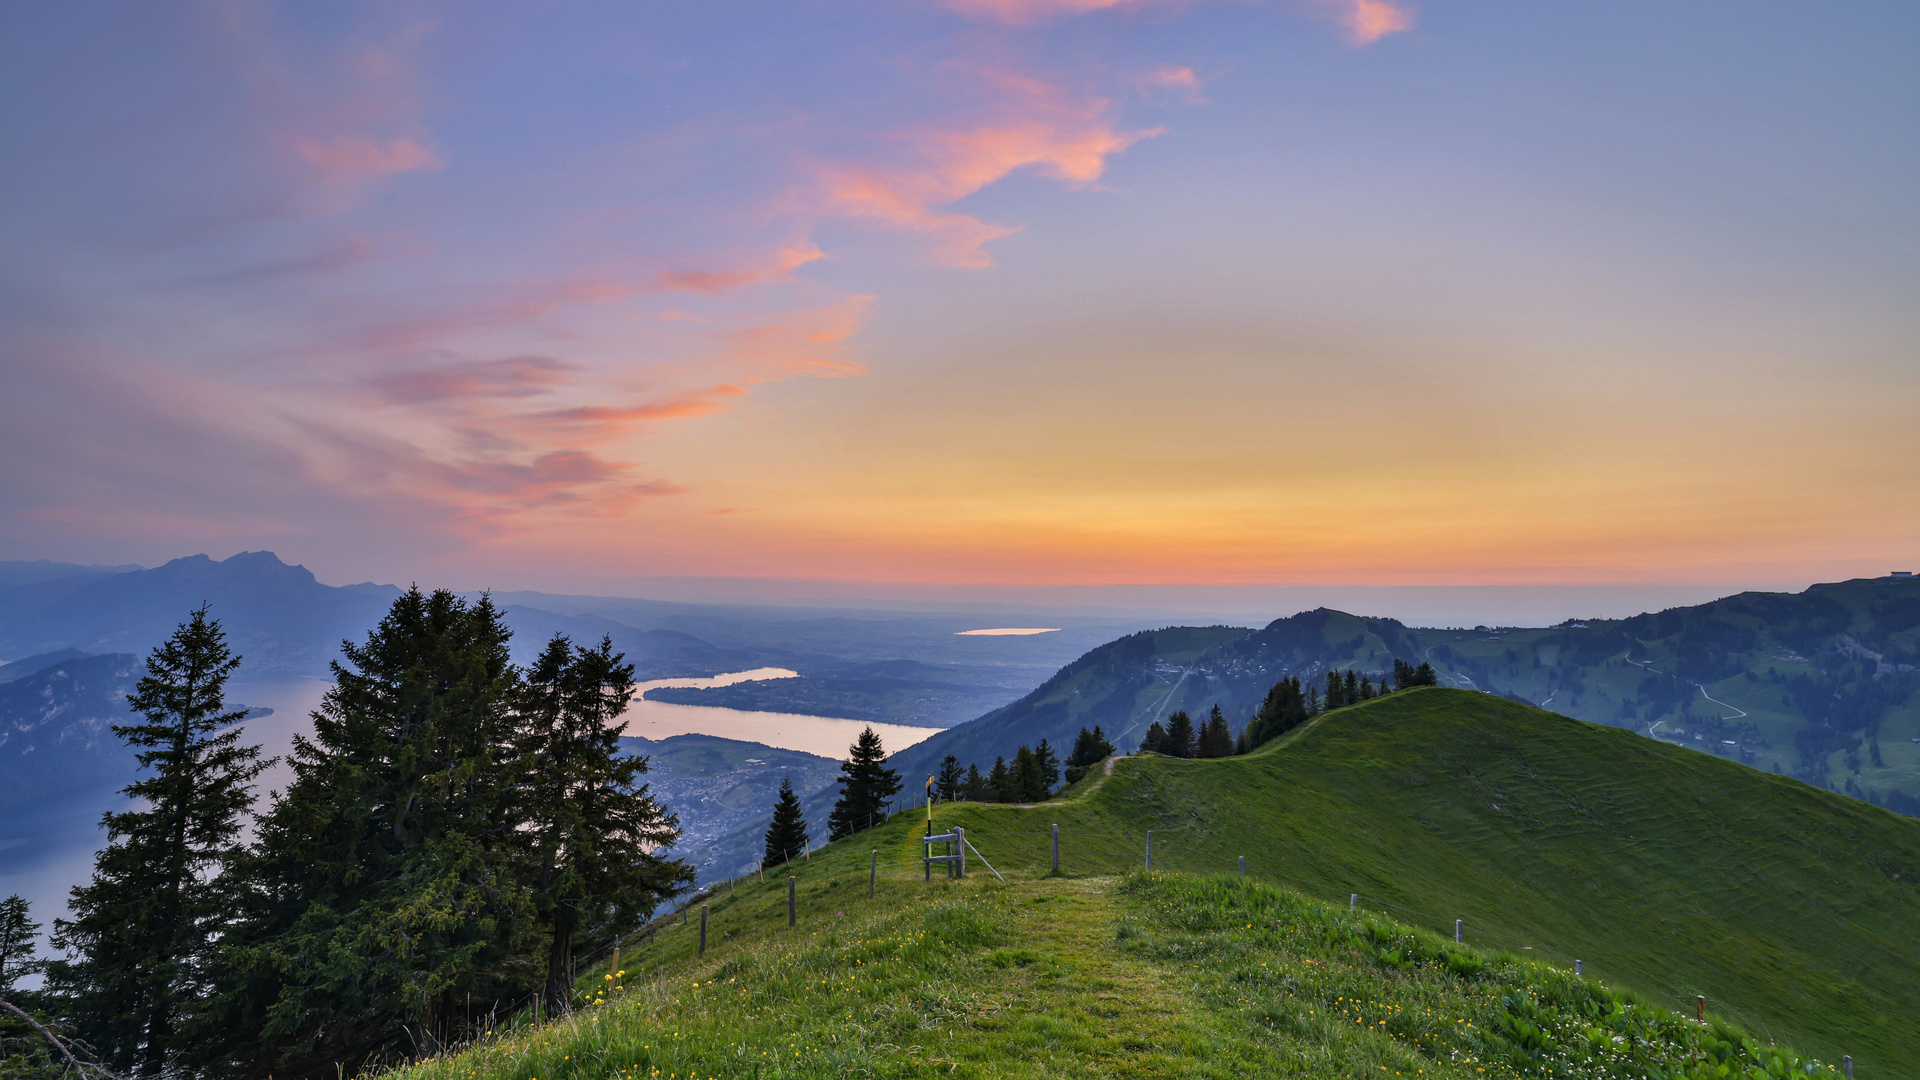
394, 839, 1828, 1079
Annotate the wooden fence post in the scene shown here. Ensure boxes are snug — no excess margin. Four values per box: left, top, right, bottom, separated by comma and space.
1145, 830, 1152, 871
955, 827, 967, 878
1574, 960, 1582, 976
1350, 893, 1357, 912
869, 850, 877, 898
1052, 823, 1060, 873
699, 905, 708, 956
1238, 855, 1245, 877
788, 877, 797, 928
1695, 995, 1705, 1024
1455, 919, 1463, 943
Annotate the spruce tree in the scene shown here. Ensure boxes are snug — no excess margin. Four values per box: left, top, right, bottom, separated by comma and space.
0, 895, 44, 996
1, 894, 54, 1067
1034, 739, 1060, 795
935, 755, 964, 801
827, 727, 902, 840
521, 635, 690, 1018
961, 763, 987, 801
1343, 669, 1360, 705
1162, 711, 1197, 758
1325, 670, 1345, 709
50, 608, 266, 1077
986, 756, 1012, 802
763, 778, 809, 867
1010, 745, 1043, 802
1139, 721, 1167, 754
221, 589, 525, 1076
1196, 705, 1233, 758
1063, 726, 1115, 784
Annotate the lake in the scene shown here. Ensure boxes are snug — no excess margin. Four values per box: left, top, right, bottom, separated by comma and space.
620, 668, 945, 759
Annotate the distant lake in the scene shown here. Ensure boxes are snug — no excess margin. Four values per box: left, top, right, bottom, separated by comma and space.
621, 668, 945, 760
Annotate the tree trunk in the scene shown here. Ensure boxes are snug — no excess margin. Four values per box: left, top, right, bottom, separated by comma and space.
543, 908, 574, 1018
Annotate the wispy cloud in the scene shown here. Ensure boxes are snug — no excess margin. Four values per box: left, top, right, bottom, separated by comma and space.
817, 70, 1156, 267
1316, 0, 1415, 45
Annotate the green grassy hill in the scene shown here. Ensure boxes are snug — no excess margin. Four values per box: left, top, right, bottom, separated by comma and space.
396, 689, 1916, 1079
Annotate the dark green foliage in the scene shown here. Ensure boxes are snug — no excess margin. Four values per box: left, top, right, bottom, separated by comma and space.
1196, 705, 1232, 758
0, 896, 43, 997
49, 607, 266, 1077
827, 727, 902, 840
961, 763, 988, 801
1343, 669, 1360, 706
935, 755, 963, 801
1161, 711, 1196, 758
207, 588, 634, 1078
1034, 739, 1059, 795
0, 894, 60, 1077
763, 778, 809, 868
1063, 726, 1114, 784
1325, 670, 1346, 709
1393, 658, 1438, 689
986, 756, 1012, 802
1138, 721, 1167, 754
1238, 676, 1310, 753
520, 635, 689, 1017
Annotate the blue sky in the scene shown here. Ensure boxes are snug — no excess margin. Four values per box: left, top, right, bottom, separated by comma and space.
2, 1, 1915, 593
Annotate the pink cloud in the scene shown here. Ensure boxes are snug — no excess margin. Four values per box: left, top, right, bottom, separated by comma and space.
1317, 0, 1415, 44
1140, 64, 1206, 103
817, 72, 1156, 267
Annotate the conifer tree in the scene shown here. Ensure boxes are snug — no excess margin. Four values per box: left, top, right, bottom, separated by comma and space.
1196, 705, 1233, 758
1010, 745, 1042, 802
936, 755, 964, 802
827, 727, 902, 840
1034, 739, 1060, 794
1343, 669, 1360, 705
986, 756, 1012, 802
1063, 726, 1115, 784
1139, 721, 1167, 754
220, 589, 525, 1076
50, 608, 266, 1077
0, 895, 44, 996
520, 635, 689, 1018
0, 894, 61, 1077
1358, 676, 1374, 701
1415, 661, 1438, 686
1325, 670, 1345, 709
763, 778, 809, 867
1162, 711, 1197, 758
961, 763, 988, 801
1240, 677, 1309, 752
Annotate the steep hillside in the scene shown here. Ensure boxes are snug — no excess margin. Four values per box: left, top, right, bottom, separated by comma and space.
0, 652, 140, 809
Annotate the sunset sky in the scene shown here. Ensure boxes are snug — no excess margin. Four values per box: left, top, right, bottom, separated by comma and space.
2, 1, 1915, 596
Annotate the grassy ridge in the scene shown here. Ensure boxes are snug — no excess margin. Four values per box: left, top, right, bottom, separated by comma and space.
399, 844, 1829, 1079
916, 688, 1920, 1073
393, 687, 1913, 1078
